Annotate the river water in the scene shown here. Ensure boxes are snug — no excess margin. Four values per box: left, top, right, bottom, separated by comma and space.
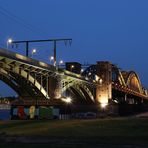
0, 110, 10, 120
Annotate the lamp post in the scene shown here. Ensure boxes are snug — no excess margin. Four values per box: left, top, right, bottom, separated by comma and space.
59, 60, 63, 65
31, 48, 36, 58
10, 38, 72, 60
49, 56, 54, 65
80, 69, 84, 73
58, 60, 64, 68
70, 65, 74, 72
7, 38, 12, 49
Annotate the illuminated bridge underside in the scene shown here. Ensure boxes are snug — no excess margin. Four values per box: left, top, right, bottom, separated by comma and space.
0, 49, 147, 105
0, 49, 95, 102
83, 62, 148, 103
61, 78, 94, 102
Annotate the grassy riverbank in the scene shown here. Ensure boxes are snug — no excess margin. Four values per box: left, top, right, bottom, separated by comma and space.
0, 118, 148, 148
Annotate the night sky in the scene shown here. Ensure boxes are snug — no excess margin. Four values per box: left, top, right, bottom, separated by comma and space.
0, 0, 148, 96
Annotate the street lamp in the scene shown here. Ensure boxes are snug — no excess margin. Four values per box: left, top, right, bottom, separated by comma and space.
49, 56, 54, 65
70, 65, 74, 72
59, 60, 63, 65
31, 48, 36, 58
7, 38, 12, 49
81, 69, 84, 73
58, 60, 64, 68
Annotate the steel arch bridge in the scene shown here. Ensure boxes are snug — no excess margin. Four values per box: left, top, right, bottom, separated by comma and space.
0, 49, 147, 107
82, 61, 148, 105
0, 49, 95, 104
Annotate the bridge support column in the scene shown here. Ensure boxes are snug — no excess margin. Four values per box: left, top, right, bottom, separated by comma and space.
48, 77, 62, 99
95, 61, 112, 108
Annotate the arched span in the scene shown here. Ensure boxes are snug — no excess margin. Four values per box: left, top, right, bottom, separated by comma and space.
67, 86, 95, 104
112, 65, 126, 86
0, 60, 49, 99
0, 68, 22, 96
13, 67, 49, 99
126, 71, 143, 93
0, 68, 44, 98
61, 82, 95, 102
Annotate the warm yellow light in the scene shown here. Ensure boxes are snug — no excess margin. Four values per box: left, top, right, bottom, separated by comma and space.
62, 97, 72, 104
95, 75, 103, 84
95, 75, 99, 81
97, 94, 108, 109
71, 65, 74, 68
66, 97, 72, 103
99, 79, 103, 84
100, 103, 108, 108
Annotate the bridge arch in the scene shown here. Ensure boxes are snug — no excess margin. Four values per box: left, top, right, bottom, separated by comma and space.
126, 71, 143, 93
12, 67, 49, 99
0, 68, 22, 96
0, 68, 45, 98
61, 81, 95, 103
112, 65, 126, 86
0, 58, 50, 99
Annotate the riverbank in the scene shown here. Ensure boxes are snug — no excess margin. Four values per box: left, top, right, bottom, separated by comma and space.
0, 118, 148, 148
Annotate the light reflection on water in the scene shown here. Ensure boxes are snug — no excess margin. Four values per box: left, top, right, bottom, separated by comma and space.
0, 110, 10, 120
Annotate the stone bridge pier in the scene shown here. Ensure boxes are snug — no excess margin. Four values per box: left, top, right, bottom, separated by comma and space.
95, 61, 112, 106
95, 61, 118, 114
48, 76, 62, 99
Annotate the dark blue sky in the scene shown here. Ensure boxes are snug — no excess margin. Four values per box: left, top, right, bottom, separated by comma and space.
0, 0, 148, 96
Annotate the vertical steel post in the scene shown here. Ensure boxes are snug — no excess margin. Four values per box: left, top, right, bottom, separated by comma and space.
26, 41, 29, 57
54, 40, 56, 66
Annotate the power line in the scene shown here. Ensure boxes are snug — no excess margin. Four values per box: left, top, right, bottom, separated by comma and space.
0, 6, 49, 37
11, 38, 72, 64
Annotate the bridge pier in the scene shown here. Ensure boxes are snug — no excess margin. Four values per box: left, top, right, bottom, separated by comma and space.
95, 61, 112, 108
48, 76, 62, 99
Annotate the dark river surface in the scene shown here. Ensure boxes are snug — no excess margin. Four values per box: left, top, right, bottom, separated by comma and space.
0, 110, 10, 120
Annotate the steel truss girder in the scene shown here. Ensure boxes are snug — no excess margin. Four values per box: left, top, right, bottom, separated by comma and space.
0, 68, 37, 98
61, 77, 95, 102
0, 58, 50, 99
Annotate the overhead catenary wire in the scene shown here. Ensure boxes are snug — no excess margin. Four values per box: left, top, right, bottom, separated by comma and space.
0, 5, 49, 38
0, 5, 71, 60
